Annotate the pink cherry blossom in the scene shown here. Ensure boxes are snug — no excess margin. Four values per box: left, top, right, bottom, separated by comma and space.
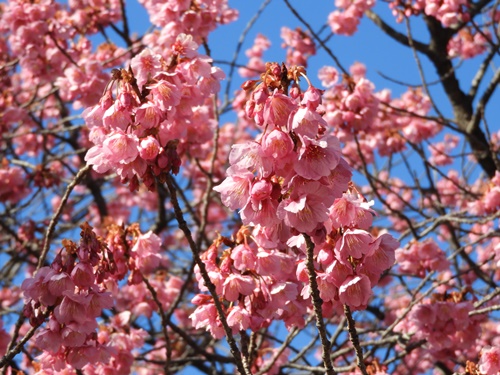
130, 48, 163, 89
294, 135, 341, 180
479, 346, 500, 375
318, 66, 339, 87
334, 228, 376, 264
223, 274, 256, 302
139, 136, 162, 160
338, 275, 372, 309
0, 164, 31, 203
264, 89, 296, 127
213, 168, 253, 210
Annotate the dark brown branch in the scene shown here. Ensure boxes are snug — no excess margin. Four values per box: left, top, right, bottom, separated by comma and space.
164, 174, 251, 375
423, 16, 498, 178
365, 10, 429, 53
303, 234, 337, 375
469, 48, 497, 100
344, 306, 368, 375
118, 0, 132, 47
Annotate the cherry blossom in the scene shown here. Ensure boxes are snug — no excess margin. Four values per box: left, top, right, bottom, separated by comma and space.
1, 0, 500, 374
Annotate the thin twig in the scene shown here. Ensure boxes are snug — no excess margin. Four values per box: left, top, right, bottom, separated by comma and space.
38, 165, 90, 270
283, 0, 348, 75
0, 309, 52, 370
223, 0, 272, 105
142, 276, 172, 375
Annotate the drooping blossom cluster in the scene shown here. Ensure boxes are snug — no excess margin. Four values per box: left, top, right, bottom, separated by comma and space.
0, 0, 64, 83
22, 223, 113, 371
303, 192, 399, 311
280, 27, 316, 67
395, 238, 450, 276
191, 62, 399, 339
428, 134, 460, 166
448, 28, 490, 59
139, 0, 238, 51
190, 231, 305, 338
0, 0, 130, 183
328, 0, 376, 35
467, 171, 500, 216
0, 0, 123, 93
320, 64, 442, 167
378, 87, 442, 141
0, 160, 30, 204
388, 0, 470, 26
55, 38, 124, 110
238, 33, 271, 78
322, 64, 379, 133
219, 62, 349, 235
422, 0, 470, 26
67, 0, 122, 34
84, 35, 225, 191
21, 222, 166, 372
395, 292, 483, 361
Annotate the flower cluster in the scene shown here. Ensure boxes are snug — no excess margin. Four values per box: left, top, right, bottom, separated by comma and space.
280, 27, 316, 67
84, 35, 225, 191
448, 28, 490, 59
238, 34, 271, 78
304, 192, 399, 311
388, 0, 470, 26
323, 68, 379, 133
395, 238, 450, 277
191, 234, 305, 337
22, 224, 114, 370
395, 292, 482, 360
328, 0, 375, 36
468, 171, 500, 215
0, 160, 30, 204
219, 63, 347, 235
191, 63, 399, 338
21, 223, 165, 372
322, 67, 442, 167
139, 0, 238, 49
423, 0, 470, 26
428, 134, 460, 166
68, 0, 122, 34
0, 0, 62, 83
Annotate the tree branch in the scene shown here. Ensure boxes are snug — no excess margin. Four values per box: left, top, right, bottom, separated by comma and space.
164, 174, 252, 375
303, 234, 337, 375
